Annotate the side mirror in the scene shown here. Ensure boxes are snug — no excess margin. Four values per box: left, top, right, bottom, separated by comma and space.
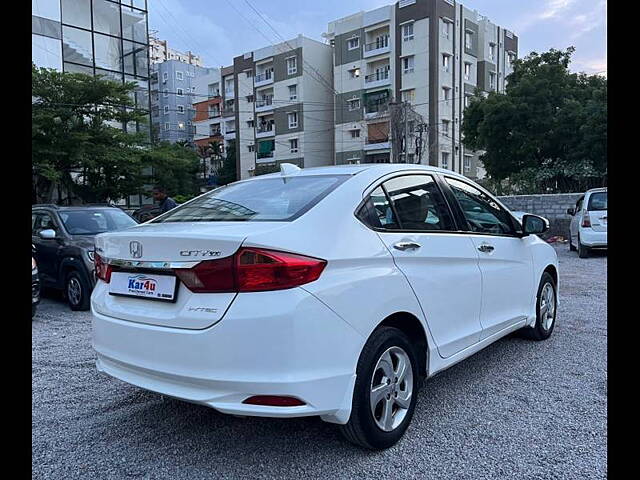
522, 214, 549, 236
39, 229, 57, 239
566, 207, 575, 216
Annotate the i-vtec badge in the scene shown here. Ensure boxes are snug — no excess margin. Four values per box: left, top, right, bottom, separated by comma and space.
179, 250, 222, 257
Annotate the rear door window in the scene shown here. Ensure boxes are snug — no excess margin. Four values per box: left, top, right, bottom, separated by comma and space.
153, 175, 349, 223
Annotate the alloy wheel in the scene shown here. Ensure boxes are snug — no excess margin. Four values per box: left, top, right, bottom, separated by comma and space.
67, 277, 82, 306
539, 282, 556, 331
369, 346, 413, 432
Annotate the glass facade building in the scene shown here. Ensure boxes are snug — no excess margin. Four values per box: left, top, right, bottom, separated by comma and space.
32, 0, 153, 208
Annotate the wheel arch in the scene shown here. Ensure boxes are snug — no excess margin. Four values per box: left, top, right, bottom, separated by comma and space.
375, 312, 429, 378
543, 264, 558, 286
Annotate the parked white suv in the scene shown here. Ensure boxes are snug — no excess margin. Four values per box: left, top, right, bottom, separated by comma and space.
567, 188, 607, 258
91, 164, 559, 449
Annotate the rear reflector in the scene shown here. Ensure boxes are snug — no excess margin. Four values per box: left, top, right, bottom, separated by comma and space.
173, 247, 326, 293
242, 395, 306, 407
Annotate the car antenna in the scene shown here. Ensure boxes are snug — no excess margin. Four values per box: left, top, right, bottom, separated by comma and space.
280, 163, 301, 176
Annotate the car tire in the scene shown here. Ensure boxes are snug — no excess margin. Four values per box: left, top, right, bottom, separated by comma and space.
339, 326, 419, 450
65, 269, 91, 311
521, 272, 557, 341
569, 232, 576, 251
32, 305, 37, 319
578, 235, 589, 258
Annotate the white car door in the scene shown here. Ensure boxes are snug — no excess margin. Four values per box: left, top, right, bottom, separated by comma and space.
361, 174, 483, 359
442, 177, 534, 340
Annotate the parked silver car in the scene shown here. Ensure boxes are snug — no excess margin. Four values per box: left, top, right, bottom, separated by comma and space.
567, 188, 607, 258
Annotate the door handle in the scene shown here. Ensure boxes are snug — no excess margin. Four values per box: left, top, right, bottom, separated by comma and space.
393, 241, 421, 251
477, 244, 494, 253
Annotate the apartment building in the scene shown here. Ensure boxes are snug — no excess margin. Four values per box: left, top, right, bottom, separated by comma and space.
150, 60, 213, 143
150, 35, 204, 66
326, 0, 518, 179
225, 35, 334, 180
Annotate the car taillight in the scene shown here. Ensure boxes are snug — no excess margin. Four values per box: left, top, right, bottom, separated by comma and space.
582, 212, 591, 228
173, 247, 326, 293
94, 253, 112, 283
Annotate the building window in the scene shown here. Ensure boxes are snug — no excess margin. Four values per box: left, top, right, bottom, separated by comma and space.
289, 85, 297, 101
246, 94, 254, 103
177, 105, 185, 114
403, 22, 414, 42
349, 68, 360, 79
178, 122, 185, 130
350, 129, 360, 138
402, 56, 415, 74
442, 54, 450, 72
176, 71, 183, 80
248, 145, 255, 152
464, 155, 472, 172
163, 105, 169, 115
176, 87, 183, 96
162, 72, 168, 82
347, 37, 359, 50
164, 122, 170, 131
442, 20, 450, 39
245, 69, 253, 78
464, 95, 471, 108
442, 87, 451, 102
464, 62, 471, 80
465, 31, 473, 50
288, 112, 298, 129
290, 138, 299, 153
441, 152, 449, 169
508, 52, 516, 67
401, 89, 415, 104
348, 98, 361, 111
489, 43, 496, 60
163, 88, 168, 98
489, 72, 496, 89
286, 56, 297, 75
247, 120, 254, 128
442, 120, 450, 137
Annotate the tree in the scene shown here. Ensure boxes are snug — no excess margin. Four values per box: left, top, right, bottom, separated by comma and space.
216, 140, 237, 185
462, 47, 607, 193
139, 141, 200, 197
32, 64, 148, 203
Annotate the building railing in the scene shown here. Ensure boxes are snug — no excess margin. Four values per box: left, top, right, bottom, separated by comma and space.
366, 137, 390, 144
257, 123, 274, 134
365, 36, 389, 52
256, 97, 274, 108
365, 69, 390, 83
255, 71, 273, 83
257, 151, 275, 159
208, 110, 221, 118
365, 102, 389, 115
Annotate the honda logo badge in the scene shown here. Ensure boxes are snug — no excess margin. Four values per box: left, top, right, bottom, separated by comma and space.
129, 241, 143, 259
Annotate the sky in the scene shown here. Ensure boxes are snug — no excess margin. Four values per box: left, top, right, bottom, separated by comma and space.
148, 0, 606, 75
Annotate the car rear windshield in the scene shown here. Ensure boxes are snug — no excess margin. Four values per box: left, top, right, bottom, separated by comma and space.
587, 192, 607, 211
152, 175, 350, 223
59, 209, 137, 235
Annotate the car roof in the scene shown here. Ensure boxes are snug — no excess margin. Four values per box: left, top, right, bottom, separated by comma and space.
32, 205, 121, 211
248, 163, 467, 180
586, 187, 607, 193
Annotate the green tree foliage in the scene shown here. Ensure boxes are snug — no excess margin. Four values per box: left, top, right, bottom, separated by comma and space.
139, 141, 200, 197
32, 65, 202, 204
32, 64, 147, 203
461, 47, 607, 194
216, 140, 237, 186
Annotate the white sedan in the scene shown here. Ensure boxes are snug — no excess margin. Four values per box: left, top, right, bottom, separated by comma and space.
91, 164, 559, 450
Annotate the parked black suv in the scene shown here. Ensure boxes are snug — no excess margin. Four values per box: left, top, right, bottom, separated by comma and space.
31, 205, 138, 311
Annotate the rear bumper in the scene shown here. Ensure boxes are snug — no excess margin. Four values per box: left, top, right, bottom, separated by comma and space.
92, 288, 363, 424
580, 228, 607, 248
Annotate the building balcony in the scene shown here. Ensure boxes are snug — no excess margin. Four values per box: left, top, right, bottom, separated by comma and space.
364, 103, 389, 119
363, 138, 390, 151
224, 130, 236, 140
208, 110, 221, 119
254, 71, 274, 87
365, 69, 391, 89
363, 36, 390, 58
256, 125, 275, 138
255, 97, 274, 113
225, 88, 235, 99
257, 151, 275, 160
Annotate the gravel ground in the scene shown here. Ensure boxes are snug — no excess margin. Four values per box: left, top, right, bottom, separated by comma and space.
32, 245, 606, 479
